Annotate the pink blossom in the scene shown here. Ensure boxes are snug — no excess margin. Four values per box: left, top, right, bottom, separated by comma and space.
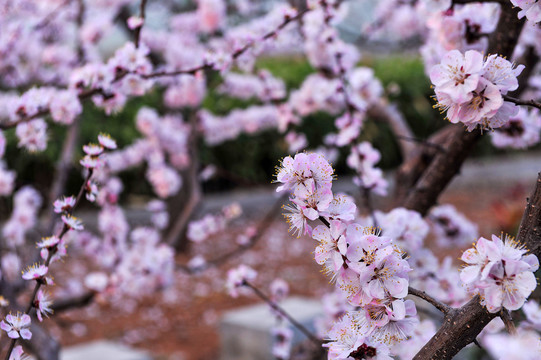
460, 234, 539, 312
49, 90, 82, 125
320, 193, 357, 222
483, 328, 541, 360
16, 118, 48, 152
197, 0, 226, 33
34, 290, 53, 322
80, 154, 100, 169
127, 16, 144, 30
510, 0, 541, 23
83, 143, 104, 156
282, 199, 318, 238
482, 260, 538, 312
378, 208, 429, 252
482, 55, 524, 94
269, 279, 289, 303
312, 220, 348, 271
146, 165, 182, 198
428, 204, 478, 248
84, 272, 109, 292
430, 49, 483, 103
324, 312, 392, 360
61, 214, 84, 230
21, 263, 48, 281
98, 133, 117, 149
523, 300, 541, 331
491, 108, 541, 149
1, 313, 32, 340
275, 152, 334, 197
361, 299, 419, 345
225, 265, 257, 298
8, 346, 28, 360
0, 162, 16, 196
53, 196, 76, 214
271, 326, 293, 360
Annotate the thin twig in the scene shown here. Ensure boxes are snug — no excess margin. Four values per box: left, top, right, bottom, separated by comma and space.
0, 8, 311, 131
51, 291, 95, 313
408, 286, 452, 315
503, 95, 541, 111
33, 0, 71, 30
500, 309, 517, 335
243, 280, 322, 346
318, 216, 330, 228
362, 187, 379, 228
395, 135, 446, 153
133, 0, 148, 48
3, 169, 93, 360
177, 193, 287, 274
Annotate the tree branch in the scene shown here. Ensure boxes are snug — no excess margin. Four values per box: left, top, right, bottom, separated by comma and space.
402, 0, 525, 216
367, 101, 416, 161
133, 0, 147, 48
500, 309, 517, 335
503, 95, 541, 110
413, 173, 541, 359
177, 193, 287, 274
243, 280, 322, 347
51, 291, 95, 313
408, 286, 451, 314
166, 113, 202, 252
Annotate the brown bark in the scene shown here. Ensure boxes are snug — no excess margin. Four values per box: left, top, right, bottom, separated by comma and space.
400, 1, 525, 215
407, 3, 534, 359
165, 114, 202, 252
403, 126, 481, 215
414, 173, 541, 359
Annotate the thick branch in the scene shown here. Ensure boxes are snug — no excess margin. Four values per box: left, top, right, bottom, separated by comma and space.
368, 101, 416, 161
402, 1, 525, 216
414, 173, 541, 359
166, 114, 202, 252
51, 291, 95, 313
403, 126, 481, 215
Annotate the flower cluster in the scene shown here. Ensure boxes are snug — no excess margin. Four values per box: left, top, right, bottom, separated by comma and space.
346, 142, 388, 197
427, 204, 478, 249
225, 265, 257, 298
460, 234, 539, 312
187, 203, 242, 243
275, 152, 335, 237
431, 50, 524, 131
2, 187, 42, 248
276, 153, 418, 358
491, 107, 541, 149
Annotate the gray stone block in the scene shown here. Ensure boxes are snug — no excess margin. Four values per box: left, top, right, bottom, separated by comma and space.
61, 341, 152, 360
220, 297, 322, 360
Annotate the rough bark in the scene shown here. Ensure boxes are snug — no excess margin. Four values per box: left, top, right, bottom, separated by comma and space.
414, 173, 541, 359
401, 1, 525, 215
403, 126, 481, 215
368, 101, 416, 162
165, 114, 202, 252
407, 4, 534, 359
